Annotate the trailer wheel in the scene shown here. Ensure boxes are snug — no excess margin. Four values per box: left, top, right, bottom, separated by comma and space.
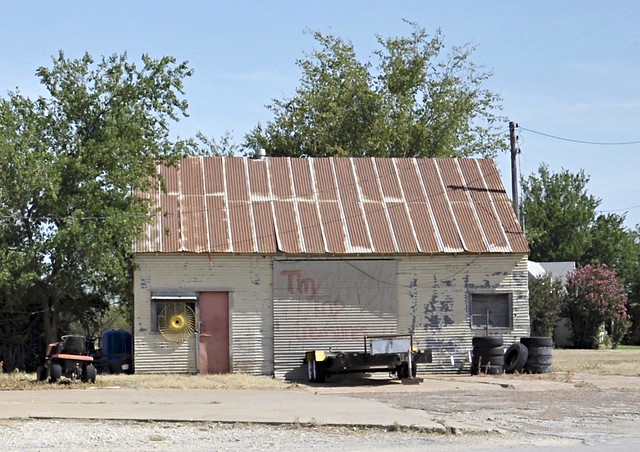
314, 362, 326, 383
307, 360, 316, 382
49, 363, 62, 383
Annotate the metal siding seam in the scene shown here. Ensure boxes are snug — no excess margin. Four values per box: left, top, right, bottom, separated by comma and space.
392, 158, 421, 253
373, 158, 400, 253
156, 164, 164, 252
473, 159, 512, 252
288, 158, 306, 252
330, 157, 351, 253
309, 159, 330, 253
178, 162, 186, 252
222, 158, 233, 252
456, 159, 491, 252
350, 158, 375, 252
200, 157, 212, 252
265, 158, 281, 252
243, 158, 259, 253
434, 159, 467, 252
412, 159, 444, 252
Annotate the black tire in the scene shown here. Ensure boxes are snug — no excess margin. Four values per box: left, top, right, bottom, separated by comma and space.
503, 343, 529, 374
520, 337, 553, 348
307, 360, 316, 383
527, 346, 553, 358
314, 363, 326, 383
83, 364, 97, 383
525, 364, 552, 374
474, 346, 504, 357
472, 336, 503, 347
526, 355, 553, 366
49, 363, 62, 383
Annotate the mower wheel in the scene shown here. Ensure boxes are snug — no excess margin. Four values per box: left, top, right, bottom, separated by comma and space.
49, 363, 62, 383
83, 364, 97, 383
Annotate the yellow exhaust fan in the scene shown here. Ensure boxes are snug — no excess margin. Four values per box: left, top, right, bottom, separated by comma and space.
158, 303, 196, 343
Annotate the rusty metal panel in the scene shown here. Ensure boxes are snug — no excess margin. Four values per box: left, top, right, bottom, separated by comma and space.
206, 195, 230, 252
395, 159, 439, 253
134, 156, 528, 255
160, 194, 180, 252
460, 159, 511, 252
229, 202, 255, 253
414, 159, 462, 252
438, 159, 486, 253
272, 259, 398, 380
252, 201, 277, 253
180, 157, 204, 195
335, 159, 372, 252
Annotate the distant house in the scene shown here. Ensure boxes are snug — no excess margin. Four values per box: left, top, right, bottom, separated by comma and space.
132, 156, 529, 378
528, 261, 576, 347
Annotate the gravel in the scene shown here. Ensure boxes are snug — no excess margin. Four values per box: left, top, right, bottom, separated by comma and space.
0, 419, 490, 451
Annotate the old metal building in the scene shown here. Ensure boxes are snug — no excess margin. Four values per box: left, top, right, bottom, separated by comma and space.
133, 156, 529, 378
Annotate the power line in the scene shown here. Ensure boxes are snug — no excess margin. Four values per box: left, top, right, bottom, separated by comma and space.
519, 126, 640, 146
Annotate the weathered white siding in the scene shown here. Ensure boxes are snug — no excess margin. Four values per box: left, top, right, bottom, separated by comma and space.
397, 254, 529, 373
134, 254, 273, 374
134, 253, 528, 377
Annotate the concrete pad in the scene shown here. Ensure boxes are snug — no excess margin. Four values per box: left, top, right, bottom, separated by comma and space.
0, 388, 456, 433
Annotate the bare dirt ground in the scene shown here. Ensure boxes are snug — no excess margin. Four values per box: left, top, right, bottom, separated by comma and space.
312, 371, 640, 447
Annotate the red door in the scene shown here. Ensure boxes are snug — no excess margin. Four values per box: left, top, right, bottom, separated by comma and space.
198, 292, 230, 374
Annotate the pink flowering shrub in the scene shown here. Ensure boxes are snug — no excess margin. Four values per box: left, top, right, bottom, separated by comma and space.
565, 264, 630, 349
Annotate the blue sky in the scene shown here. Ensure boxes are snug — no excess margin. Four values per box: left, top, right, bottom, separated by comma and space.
1, 1, 639, 228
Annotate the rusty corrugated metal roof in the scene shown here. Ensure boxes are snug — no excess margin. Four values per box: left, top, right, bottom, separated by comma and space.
134, 156, 529, 255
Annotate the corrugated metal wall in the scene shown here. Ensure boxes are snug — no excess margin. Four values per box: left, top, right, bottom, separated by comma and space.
272, 260, 398, 380
133, 254, 273, 374
397, 254, 529, 373
134, 253, 529, 378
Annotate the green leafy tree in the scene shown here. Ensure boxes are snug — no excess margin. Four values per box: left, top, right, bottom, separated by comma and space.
0, 52, 192, 368
245, 22, 505, 158
528, 274, 565, 337
565, 264, 630, 349
522, 164, 599, 263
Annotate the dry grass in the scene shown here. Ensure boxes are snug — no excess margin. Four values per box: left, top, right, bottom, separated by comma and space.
552, 348, 640, 376
0, 372, 296, 391
3, 348, 639, 391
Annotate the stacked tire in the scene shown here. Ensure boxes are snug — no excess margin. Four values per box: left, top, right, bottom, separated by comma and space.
521, 337, 553, 374
471, 336, 504, 375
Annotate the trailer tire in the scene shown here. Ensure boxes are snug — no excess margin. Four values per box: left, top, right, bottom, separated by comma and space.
503, 343, 528, 374
49, 363, 62, 383
314, 362, 326, 383
307, 360, 316, 383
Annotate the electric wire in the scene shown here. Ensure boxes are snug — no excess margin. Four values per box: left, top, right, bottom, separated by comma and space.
519, 126, 640, 146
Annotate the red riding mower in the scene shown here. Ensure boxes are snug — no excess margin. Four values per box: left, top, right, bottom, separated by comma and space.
37, 335, 97, 383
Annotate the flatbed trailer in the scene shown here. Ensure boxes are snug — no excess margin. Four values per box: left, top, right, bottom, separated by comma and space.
304, 334, 432, 383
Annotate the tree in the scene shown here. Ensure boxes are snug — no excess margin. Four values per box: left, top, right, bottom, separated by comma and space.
0, 52, 192, 369
245, 22, 505, 158
521, 164, 599, 263
528, 274, 565, 337
565, 264, 631, 349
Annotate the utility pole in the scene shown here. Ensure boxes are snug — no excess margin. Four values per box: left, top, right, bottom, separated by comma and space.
509, 121, 519, 219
